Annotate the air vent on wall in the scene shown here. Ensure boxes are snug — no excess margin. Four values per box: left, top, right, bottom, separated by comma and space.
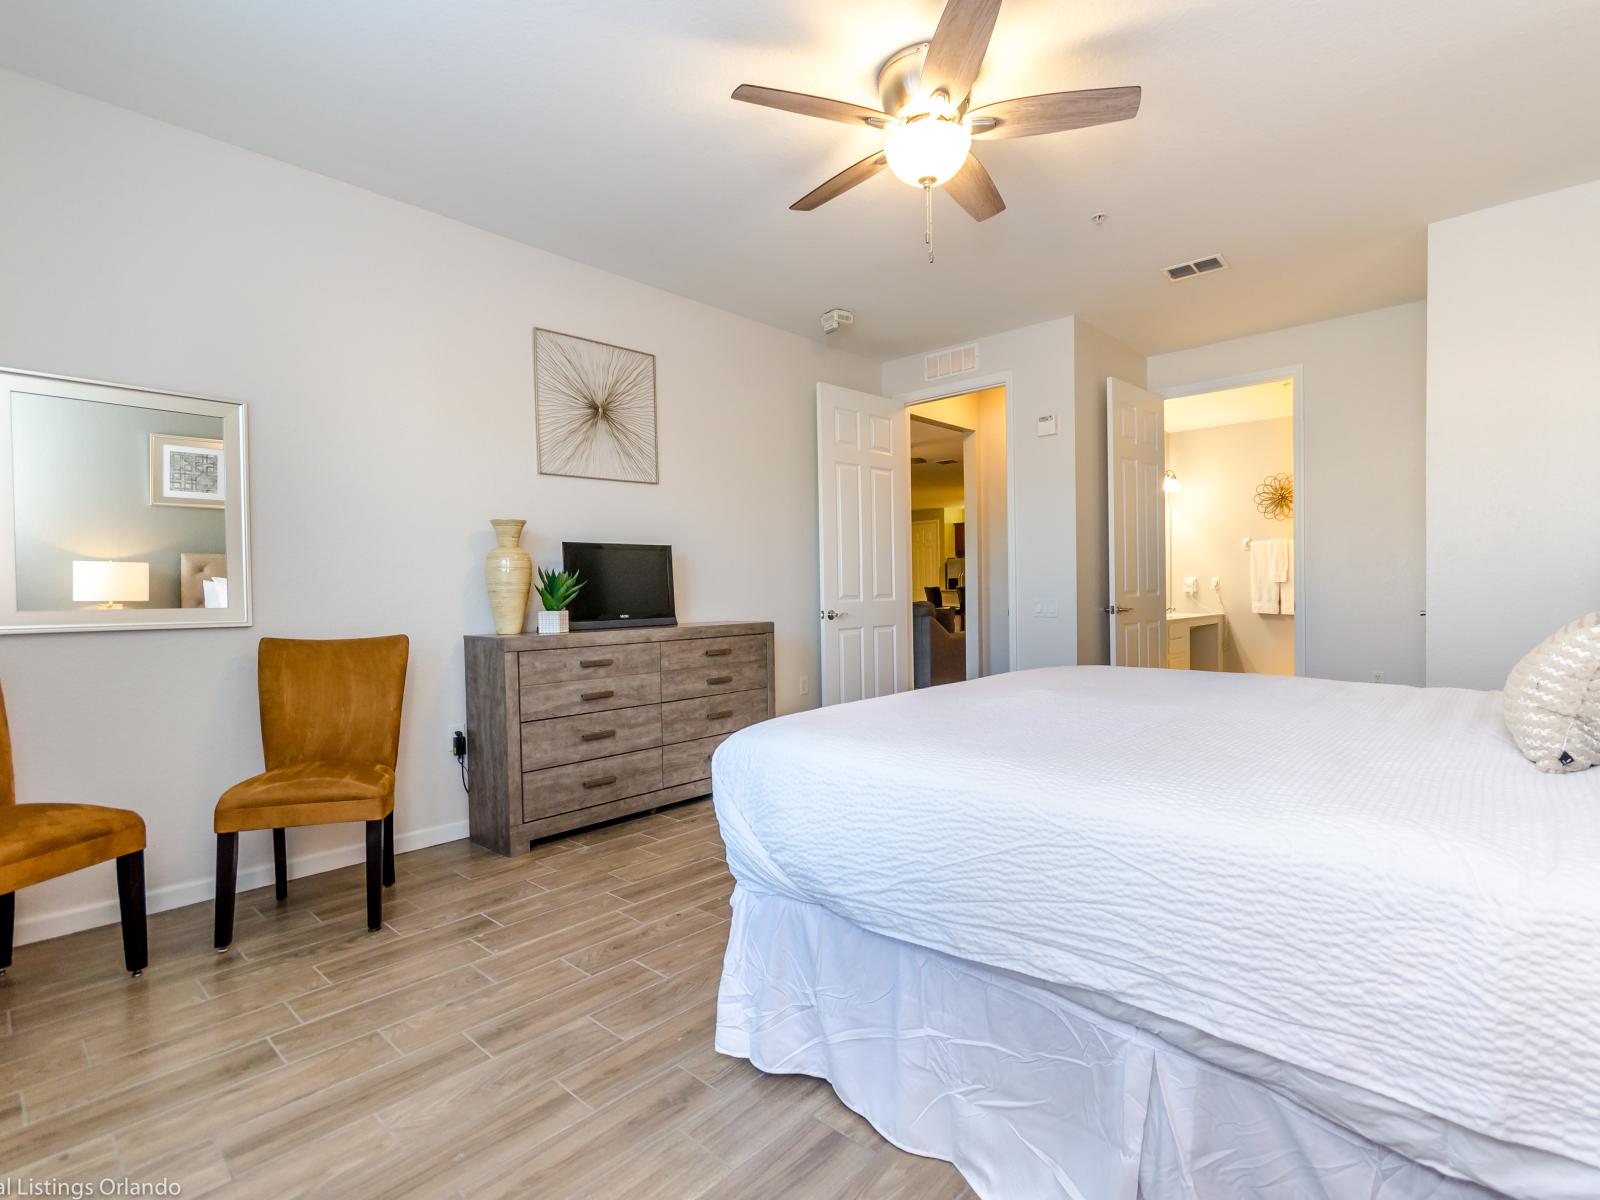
1163, 254, 1229, 282
924, 342, 978, 381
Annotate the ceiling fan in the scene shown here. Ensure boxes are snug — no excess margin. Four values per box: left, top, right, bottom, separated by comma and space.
732, 0, 1141, 260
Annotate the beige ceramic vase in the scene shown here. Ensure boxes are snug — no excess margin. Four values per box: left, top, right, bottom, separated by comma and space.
484, 519, 532, 636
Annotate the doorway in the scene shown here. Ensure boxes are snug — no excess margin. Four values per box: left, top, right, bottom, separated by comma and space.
1162, 378, 1296, 674
906, 386, 1007, 686
910, 415, 971, 685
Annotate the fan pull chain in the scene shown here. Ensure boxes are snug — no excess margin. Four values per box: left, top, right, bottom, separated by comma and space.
924, 180, 935, 263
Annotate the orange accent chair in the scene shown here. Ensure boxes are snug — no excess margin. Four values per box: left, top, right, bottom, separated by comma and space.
0, 681, 147, 976
213, 636, 409, 950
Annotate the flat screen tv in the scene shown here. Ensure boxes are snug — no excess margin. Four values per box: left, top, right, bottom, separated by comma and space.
562, 542, 677, 629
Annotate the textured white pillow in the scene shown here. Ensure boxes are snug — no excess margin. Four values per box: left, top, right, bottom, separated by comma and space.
1503, 611, 1600, 772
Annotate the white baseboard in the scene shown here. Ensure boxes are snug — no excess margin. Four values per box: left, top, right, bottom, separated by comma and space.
15, 819, 471, 946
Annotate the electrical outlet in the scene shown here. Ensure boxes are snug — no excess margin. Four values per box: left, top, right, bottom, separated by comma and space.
448, 724, 467, 759
798, 676, 809, 697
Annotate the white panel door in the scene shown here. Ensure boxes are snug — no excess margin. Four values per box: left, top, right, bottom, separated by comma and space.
1107, 377, 1166, 666
912, 520, 942, 593
817, 383, 911, 705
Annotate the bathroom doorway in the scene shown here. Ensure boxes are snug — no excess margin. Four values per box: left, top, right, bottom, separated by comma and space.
1162, 378, 1296, 675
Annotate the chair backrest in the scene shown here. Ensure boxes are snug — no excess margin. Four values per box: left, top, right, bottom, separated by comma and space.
258, 636, 410, 771
923, 586, 943, 608
0, 681, 13, 806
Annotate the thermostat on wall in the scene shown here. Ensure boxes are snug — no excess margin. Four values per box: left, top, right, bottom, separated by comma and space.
1036, 414, 1058, 437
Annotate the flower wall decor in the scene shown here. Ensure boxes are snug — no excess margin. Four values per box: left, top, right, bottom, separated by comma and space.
1255, 472, 1293, 520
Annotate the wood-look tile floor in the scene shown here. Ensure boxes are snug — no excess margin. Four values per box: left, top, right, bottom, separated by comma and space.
0, 799, 974, 1199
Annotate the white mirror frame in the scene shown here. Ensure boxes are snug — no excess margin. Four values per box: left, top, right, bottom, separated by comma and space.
0, 367, 252, 634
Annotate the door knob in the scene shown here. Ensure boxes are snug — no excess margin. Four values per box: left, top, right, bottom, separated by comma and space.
821, 609, 849, 620
1102, 604, 1132, 615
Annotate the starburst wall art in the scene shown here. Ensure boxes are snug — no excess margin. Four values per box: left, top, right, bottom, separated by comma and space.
534, 328, 658, 484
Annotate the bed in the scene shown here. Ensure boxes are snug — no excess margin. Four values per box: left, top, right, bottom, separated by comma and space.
711, 666, 1600, 1199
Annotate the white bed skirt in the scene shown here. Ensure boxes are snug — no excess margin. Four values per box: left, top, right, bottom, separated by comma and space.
715, 886, 1499, 1200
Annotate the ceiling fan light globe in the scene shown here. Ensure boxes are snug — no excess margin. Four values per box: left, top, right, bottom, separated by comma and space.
883, 116, 971, 188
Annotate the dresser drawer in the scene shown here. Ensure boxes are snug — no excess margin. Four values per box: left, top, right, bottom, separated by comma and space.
522, 748, 663, 823
520, 705, 663, 771
520, 672, 661, 721
519, 643, 660, 687
661, 659, 767, 703
661, 688, 768, 744
661, 733, 729, 788
660, 635, 765, 673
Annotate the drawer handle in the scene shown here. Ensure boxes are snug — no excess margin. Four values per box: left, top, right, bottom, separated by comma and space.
704, 648, 733, 658
706, 675, 733, 686
582, 775, 617, 790
579, 658, 614, 669
580, 729, 617, 743
706, 709, 734, 721
581, 690, 615, 702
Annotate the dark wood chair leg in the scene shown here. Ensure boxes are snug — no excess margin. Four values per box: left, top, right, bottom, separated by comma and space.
382, 812, 395, 888
116, 851, 148, 976
273, 828, 288, 902
365, 819, 383, 932
214, 832, 239, 951
1, 890, 13, 976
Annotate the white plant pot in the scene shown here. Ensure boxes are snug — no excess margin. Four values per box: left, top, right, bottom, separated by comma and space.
537, 610, 570, 635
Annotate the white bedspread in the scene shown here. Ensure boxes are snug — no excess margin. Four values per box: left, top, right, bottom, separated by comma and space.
712, 667, 1600, 1175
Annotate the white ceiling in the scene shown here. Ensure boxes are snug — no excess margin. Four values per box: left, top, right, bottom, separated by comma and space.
2, 1, 1597, 358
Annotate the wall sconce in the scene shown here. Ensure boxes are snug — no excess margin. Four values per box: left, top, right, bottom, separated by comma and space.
72, 560, 150, 609
1162, 470, 1182, 494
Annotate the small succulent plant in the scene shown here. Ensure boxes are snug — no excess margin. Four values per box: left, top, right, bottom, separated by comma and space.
535, 567, 584, 612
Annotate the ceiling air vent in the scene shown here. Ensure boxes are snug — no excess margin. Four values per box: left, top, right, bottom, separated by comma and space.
924, 342, 978, 381
1164, 254, 1229, 282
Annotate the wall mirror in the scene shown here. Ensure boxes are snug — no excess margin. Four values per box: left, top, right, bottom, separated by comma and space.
0, 368, 251, 633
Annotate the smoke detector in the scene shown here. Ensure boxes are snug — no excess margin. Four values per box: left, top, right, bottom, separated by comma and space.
820, 307, 854, 335
1163, 254, 1229, 281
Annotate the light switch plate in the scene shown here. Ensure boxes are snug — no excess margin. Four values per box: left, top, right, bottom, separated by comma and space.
1036, 414, 1057, 437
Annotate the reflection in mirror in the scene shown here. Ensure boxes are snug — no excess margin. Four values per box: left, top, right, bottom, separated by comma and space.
0, 367, 249, 633
13, 393, 227, 611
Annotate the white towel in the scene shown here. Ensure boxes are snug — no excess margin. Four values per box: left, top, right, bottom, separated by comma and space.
1249, 540, 1280, 614
1281, 541, 1295, 616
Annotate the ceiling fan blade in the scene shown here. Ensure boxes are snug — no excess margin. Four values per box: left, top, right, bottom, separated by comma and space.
732, 84, 889, 128
969, 86, 1142, 139
920, 0, 1003, 107
791, 153, 889, 211
944, 153, 1005, 222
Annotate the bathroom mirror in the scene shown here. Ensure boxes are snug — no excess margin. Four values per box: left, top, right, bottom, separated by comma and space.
0, 367, 251, 633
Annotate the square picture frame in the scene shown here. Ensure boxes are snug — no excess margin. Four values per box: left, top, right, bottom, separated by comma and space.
150, 433, 225, 508
534, 328, 658, 484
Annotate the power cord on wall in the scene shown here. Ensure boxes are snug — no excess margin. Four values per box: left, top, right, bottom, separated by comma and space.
452, 729, 470, 794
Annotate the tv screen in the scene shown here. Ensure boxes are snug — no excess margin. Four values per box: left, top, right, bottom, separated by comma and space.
562, 542, 676, 629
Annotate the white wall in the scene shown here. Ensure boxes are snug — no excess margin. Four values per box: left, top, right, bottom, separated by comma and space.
1166, 417, 1296, 675
1426, 180, 1600, 689
0, 69, 879, 943
884, 319, 1078, 669
1072, 321, 1147, 666
1148, 302, 1426, 686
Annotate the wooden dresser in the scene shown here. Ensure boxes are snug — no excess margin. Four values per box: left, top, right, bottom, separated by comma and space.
464, 621, 774, 855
